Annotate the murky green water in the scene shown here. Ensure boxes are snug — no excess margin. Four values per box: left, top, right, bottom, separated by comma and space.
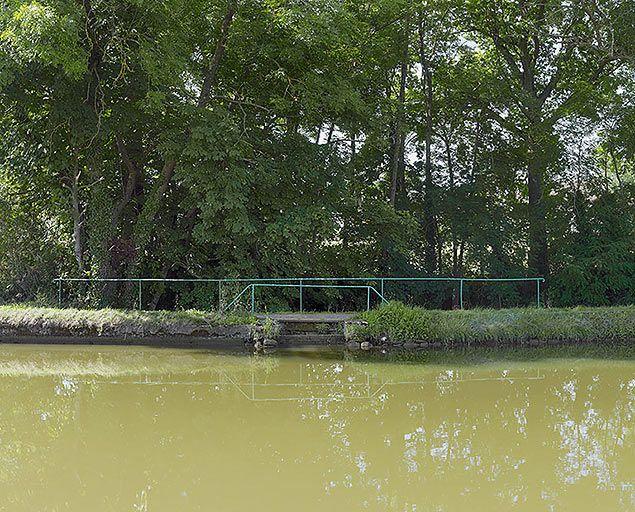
0, 344, 633, 511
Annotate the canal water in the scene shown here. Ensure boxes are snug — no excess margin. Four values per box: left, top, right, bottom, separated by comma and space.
0, 344, 632, 511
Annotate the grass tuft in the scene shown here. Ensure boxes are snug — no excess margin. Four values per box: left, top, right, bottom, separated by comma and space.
350, 301, 635, 345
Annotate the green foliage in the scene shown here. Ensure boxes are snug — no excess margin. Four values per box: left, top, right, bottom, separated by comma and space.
1, 1, 86, 78
261, 317, 281, 338
0, 172, 72, 303
0, 0, 633, 309
551, 185, 635, 306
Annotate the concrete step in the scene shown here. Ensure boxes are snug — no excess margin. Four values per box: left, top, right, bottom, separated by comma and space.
280, 322, 344, 335
256, 313, 355, 337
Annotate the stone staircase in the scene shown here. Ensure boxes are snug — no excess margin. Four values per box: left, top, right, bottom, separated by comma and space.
256, 313, 354, 345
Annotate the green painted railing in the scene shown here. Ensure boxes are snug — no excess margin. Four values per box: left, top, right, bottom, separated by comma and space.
54, 276, 545, 312
223, 283, 389, 313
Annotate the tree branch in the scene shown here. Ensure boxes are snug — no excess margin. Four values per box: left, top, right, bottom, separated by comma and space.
198, 0, 238, 108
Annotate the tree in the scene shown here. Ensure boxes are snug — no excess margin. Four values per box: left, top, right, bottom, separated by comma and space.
466, 0, 629, 284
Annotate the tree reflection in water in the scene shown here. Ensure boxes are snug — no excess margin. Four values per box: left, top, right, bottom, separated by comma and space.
0, 345, 631, 511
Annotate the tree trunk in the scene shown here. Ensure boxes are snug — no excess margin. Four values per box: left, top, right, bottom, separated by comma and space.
69, 156, 85, 274
124, 0, 238, 287
326, 123, 335, 144
198, 0, 238, 108
418, 15, 437, 274
315, 123, 323, 144
389, 14, 409, 209
527, 136, 549, 280
79, 0, 103, 116
351, 131, 356, 161
138, 0, 237, 231
443, 134, 457, 276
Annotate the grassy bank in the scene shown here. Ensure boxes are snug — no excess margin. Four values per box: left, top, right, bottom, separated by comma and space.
348, 302, 635, 346
0, 305, 256, 340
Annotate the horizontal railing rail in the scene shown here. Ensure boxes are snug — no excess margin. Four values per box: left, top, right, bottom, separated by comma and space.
54, 276, 545, 311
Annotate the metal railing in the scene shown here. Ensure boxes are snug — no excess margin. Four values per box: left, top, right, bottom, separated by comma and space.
223, 283, 389, 313
54, 276, 545, 312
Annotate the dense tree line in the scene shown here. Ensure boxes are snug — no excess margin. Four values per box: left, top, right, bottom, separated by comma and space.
0, 0, 633, 308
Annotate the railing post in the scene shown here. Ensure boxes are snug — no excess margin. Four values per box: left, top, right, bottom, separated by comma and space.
137, 280, 142, 310
380, 278, 384, 299
251, 284, 255, 314
299, 279, 303, 313
459, 279, 464, 310
218, 281, 222, 312
536, 279, 541, 307
366, 286, 371, 311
